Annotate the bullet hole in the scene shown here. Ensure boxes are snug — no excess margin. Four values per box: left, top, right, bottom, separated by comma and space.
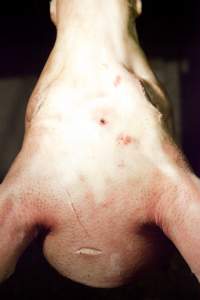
100, 118, 107, 125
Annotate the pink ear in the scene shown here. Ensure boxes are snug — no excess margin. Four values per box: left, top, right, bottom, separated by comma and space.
155, 172, 200, 282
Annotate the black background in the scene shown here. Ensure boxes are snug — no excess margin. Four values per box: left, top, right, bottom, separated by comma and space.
0, 0, 200, 299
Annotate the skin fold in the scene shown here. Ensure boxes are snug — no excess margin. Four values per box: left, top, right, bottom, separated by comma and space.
0, 0, 200, 288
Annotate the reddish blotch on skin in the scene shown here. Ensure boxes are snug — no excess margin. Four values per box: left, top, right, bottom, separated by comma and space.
84, 191, 95, 202
0, 200, 14, 227
79, 175, 86, 182
117, 134, 134, 145
114, 76, 122, 87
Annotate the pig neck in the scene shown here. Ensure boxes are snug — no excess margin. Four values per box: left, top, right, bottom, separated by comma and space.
47, 0, 135, 87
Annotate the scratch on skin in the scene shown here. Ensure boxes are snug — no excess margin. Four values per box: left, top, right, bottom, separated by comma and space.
67, 190, 90, 237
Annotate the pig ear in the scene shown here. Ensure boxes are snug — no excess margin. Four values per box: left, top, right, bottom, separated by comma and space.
156, 173, 200, 282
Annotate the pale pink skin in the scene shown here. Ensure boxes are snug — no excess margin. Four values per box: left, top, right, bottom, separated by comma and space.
0, 0, 200, 288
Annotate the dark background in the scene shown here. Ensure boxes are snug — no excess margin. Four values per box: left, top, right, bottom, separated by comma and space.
0, 0, 200, 299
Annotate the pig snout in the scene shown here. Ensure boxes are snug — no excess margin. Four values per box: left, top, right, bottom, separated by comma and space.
1, 0, 200, 289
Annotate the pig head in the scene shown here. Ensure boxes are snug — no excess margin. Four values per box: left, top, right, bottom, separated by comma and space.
0, 0, 200, 288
